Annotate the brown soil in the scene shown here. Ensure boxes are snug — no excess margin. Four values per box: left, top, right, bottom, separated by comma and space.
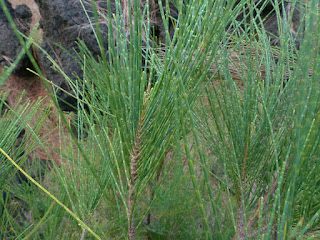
1, 66, 63, 165
0, 1, 64, 165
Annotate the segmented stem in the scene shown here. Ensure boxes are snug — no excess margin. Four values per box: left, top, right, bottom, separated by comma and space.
128, 83, 151, 240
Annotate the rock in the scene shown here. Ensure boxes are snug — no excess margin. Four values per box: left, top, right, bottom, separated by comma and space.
0, 0, 33, 76
264, 2, 302, 48
236, 1, 302, 48
14, 4, 32, 19
148, 0, 178, 43
34, 0, 178, 111
34, 0, 110, 111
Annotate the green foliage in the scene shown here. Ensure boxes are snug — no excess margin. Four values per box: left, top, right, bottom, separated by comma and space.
0, 0, 320, 239
0, 94, 46, 238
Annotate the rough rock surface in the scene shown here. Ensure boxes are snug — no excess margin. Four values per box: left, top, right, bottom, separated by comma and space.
34, 0, 110, 111
237, 1, 303, 48
34, 0, 177, 111
0, 0, 33, 76
264, 2, 302, 48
